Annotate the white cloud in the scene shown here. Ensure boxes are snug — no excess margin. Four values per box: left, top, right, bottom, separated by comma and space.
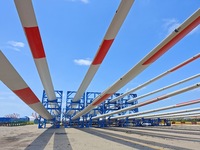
67, 0, 89, 4
74, 58, 91, 66
6, 41, 25, 52
163, 18, 199, 36
163, 18, 181, 35
6, 46, 21, 52
125, 88, 129, 92
7, 41, 25, 48
80, 0, 89, 3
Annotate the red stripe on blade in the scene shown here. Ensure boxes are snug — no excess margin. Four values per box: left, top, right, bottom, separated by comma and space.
176, 99, 200, 106
170, 54, 200, 72
143, 17, 200, 65
13, 87, 40, 105
92, 93, 113, 106
24, 27, 46, 59
140, 95, 168, 107
92, 39, 114, 65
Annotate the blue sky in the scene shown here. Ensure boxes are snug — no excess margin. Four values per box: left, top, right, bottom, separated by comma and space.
0, 0, 200, 117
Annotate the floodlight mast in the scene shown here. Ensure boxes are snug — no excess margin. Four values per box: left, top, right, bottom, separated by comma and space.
110, 54, 200, 103
73, 0, 135, 102
14, 0, 57, 102
111, 98, 200, 120
72, 9, 200, 120
0, 51, 52, 120
92, 83, 200, 119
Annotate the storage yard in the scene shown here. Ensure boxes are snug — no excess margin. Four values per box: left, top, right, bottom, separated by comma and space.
1, 1, 200, 150
0, 125, 200, 150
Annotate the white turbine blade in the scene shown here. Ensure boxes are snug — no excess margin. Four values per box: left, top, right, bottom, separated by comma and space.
127, 73, 200, 103
159, 114, 200, 119
72, 8, 200, 120
14, 0, 56, 101
92, 83, 200, 119
139, 111, 200, 119
0, 51, 52, 119
110, 54, 200, 103
73, 0, 135, 102
111, 98, 200, 119
129, 108, 200, 119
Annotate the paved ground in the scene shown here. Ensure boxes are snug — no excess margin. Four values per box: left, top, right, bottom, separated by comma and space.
0, 125, 200, 150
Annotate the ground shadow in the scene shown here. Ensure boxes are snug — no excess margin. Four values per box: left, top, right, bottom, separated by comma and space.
130, 126, 200, 135
77, 128, 193, 150
159, 126, 200, 131
25, 127, 55, 150
53, 126, 72, 150
104, 127, 200, 142
25, 126, 72, 150
76, 128, 157, 150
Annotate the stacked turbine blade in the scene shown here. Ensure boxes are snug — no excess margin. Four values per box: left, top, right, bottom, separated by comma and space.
73, 0, 135, 102
112, 98, 200, 120
14, 0, 56, 102
72, 8, 200, 120
0, 51, 52, 119
92, 83, 200, 119
110, 54, 200, 103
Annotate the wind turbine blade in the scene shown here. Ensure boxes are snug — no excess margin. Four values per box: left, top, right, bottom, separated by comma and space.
112, 98, 200, 120
127, 73, 200, 103
73, 0, 135, 102
72, 9, 200, 119
92, 83, 200, 119
14, 0, 56, 101
0, 51, 52, 119
110, 54, 200, 103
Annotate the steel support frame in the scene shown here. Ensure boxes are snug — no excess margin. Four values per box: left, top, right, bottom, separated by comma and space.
86, 92, 102, 118
119, 94, 138, 115
63, 91, 138, 128
85, 92, 122, 127
104, 93, 122, 114
38, 90, 63, 128
86, 92, 138, 127
63, 91, 85, 128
